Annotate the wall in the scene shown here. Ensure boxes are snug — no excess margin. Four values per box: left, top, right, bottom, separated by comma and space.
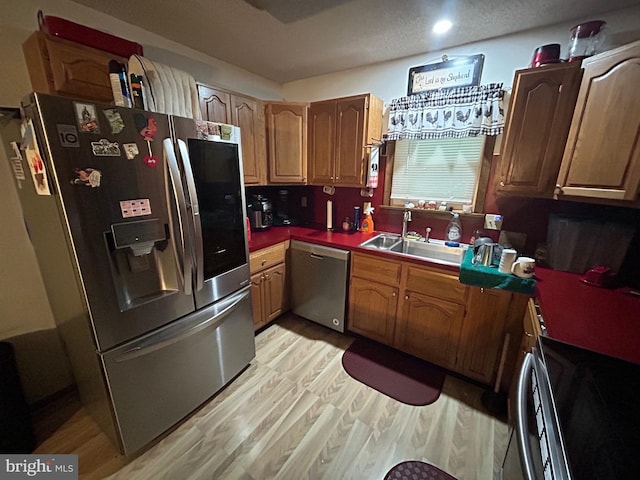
282, 5, 640, 103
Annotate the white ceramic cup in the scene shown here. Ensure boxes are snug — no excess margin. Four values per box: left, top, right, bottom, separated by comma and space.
499, 248, 517, 274
511, 256, 536, 278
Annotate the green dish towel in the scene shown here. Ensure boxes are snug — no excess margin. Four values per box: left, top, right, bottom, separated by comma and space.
459, 249, 536, 295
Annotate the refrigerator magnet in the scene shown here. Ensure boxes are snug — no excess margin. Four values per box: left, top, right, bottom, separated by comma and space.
21, 119, 51, 195
91, 139, 121, 157
74, 102, 100, 133
123, 143, 139, 160
143, 141, 158, 168
102, 109, 125, 134
71, 168, 102, 188
196, 120, 208, 139
134, 113, 157, 141
57, 124, 80, 148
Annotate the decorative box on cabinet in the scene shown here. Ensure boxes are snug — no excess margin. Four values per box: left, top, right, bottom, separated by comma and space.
557, 40, 640, 202
496, 62, 582, 197
198, 84, 267, 185
308, 93, 383, 187
265, 102, 308, 184
22, 31, 126, 103
249, 242, 289, 330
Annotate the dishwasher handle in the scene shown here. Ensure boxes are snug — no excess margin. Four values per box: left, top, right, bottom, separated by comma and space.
310, 253, 324, 260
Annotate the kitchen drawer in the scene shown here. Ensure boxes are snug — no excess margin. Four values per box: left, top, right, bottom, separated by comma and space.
249, 241, 288, 274
404, 265, 467, 304
351, 252, 402, 286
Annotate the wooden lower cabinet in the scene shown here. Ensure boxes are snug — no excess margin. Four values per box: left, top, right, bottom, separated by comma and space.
457, 287, 513, 384
249, 242, 289, 331
394, 291, 464, 370
348, 276, 398, 345
347, 251, 528, 390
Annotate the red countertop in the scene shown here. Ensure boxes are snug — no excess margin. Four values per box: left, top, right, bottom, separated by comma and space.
535, 267, 640, 365
250, 227, 640, 364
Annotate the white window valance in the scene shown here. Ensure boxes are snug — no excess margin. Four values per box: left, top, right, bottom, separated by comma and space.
385, 83, 505, 141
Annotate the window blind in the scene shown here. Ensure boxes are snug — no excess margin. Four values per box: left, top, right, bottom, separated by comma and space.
390, 136, 485, 205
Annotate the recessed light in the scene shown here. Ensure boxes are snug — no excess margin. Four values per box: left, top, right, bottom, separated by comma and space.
433, 19, 452, 34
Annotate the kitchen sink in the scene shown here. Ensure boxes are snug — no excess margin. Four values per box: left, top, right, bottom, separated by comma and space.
359, 233, 402, 250
360, 233, 467, 266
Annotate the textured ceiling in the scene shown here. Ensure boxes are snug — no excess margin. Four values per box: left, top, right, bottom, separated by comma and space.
70, 0, 638, 83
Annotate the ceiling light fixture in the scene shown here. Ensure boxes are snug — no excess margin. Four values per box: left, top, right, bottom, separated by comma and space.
433, 19, 452, 34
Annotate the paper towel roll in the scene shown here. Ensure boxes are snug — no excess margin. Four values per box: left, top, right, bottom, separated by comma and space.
326, 200, 333, 230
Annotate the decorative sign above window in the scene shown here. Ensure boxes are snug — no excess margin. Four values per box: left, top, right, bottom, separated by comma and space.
407, 54, 485, 95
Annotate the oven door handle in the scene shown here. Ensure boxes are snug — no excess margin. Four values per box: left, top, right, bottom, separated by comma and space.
516, 353, 537, 480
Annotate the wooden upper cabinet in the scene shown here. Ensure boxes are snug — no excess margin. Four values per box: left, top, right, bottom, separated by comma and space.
22, 31, 125, 103
308, 100, 336, 185
308, 93, 383, 187
198, 85, 231, 123
265, 102, 308, 184
558, 40, 640, 201
232, 94, 267, 185
198, 84, 267, 185
496, 62, 582, 197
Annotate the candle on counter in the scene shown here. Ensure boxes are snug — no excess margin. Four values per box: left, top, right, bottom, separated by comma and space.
326, 200, 333, 230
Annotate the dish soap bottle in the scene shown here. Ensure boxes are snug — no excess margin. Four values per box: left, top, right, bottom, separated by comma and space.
446, 212, 462, 244
360, 205, 375, 233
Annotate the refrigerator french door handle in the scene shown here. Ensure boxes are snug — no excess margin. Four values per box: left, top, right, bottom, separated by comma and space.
115, 286, 250, 362
516, 353, 536, 480
163, 138, 193, 296
177, 139, 205, 292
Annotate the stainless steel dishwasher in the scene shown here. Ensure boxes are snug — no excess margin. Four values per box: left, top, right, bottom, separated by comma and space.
290, 240, 350, 333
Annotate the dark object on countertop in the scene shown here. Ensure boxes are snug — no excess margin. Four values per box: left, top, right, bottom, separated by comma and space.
582, 266, 617, 288
384, 461, 457, 480
342, 338, 445, 406
0, 342, 36, 453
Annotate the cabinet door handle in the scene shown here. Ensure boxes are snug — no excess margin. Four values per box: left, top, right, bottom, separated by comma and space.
499, 181, 505, 187
261, 259, 267, 266
392, 291, 396, 297
405, 295, 409, 300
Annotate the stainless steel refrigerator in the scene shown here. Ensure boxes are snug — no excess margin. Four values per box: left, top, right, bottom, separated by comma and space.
15, 93, 255, 455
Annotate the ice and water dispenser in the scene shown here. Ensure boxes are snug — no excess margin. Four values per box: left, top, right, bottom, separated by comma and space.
105, 218, 181, 311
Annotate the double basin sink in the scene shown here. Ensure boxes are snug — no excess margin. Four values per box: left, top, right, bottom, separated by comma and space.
359, 233, 468, 266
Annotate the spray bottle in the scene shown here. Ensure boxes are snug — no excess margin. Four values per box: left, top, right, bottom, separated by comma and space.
360, 202, 375, 233
446, 212, 462, 244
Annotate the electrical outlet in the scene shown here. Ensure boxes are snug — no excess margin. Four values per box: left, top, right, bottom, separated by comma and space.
484, 214, 503, 230
301, 196, 307, 207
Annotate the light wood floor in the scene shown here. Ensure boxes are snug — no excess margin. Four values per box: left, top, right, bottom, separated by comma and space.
32, 314, 510, 480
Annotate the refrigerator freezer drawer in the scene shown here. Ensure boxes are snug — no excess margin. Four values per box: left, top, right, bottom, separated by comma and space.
101, 287, 255, 455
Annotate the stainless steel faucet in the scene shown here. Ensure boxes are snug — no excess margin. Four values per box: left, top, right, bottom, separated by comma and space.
401, 210, 412, 239
424, 227, 431, 243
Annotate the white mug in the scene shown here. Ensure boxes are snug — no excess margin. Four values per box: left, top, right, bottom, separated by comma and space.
499, 248, 517, 274
511, 256, 536, 278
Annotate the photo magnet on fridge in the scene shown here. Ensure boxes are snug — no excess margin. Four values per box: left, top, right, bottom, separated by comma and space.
134, 113, 157, 141
123, 143, 139, 159
74, 102, 100, 133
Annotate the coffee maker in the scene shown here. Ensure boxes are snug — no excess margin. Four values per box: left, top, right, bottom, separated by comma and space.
273, 189, 298, 226
247, 194, 273, 231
